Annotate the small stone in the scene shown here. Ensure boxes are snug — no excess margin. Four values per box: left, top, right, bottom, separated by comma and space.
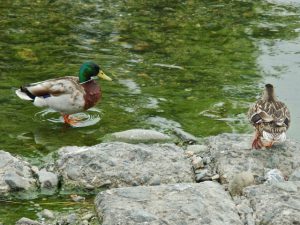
185, 151, 194, 157
191, 156, 204, 170
186, 145, 209, 155
149, 176, 161, 186
195, 169, 208, 182
173, 128, 198, 144
15, 217, 41, 225
70, 194, 85, 202
40, 209, 54, 219
37, 169, 58, 189
203, 157, 211, 165
66, 213, 77, 224
81, 213, 94, 221
81, 220, 89, 225
31, 166, 39, 175
264, 169, 285, 184
211, 174, 220, 180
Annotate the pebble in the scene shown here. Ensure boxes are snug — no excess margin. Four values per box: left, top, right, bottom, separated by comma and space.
70, 194, 85, 202
81, 213, 94, 221
186, 145, 209, 155
211, 174, 220, 180
195, 169, 208, 182
191, 156, 204, 170
40, 209, 54, 219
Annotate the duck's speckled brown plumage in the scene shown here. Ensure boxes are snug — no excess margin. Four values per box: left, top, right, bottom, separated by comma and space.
248, 84, 290, 147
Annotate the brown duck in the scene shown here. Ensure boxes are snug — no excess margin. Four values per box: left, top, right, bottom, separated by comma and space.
248, 84, 290, 149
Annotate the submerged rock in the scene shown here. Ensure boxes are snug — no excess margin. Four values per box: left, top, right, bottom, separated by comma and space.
107, 129, 172, 144
15, 217, 41, 225
55, 142, 193, 189
95, 182, 243, 225
0, 150, 37, 194
37, 169, 58, 189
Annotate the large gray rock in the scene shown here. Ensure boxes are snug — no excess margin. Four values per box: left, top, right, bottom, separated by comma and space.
56, 142, 193, 189
0, 150, 37, 194
108, 129, 172, 144
95, 182, 243, 225
205, 134, 300, 186
240, 181, 300, 225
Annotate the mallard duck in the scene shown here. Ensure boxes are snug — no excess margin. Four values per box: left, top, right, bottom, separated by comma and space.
15, 62, 112, 125
248, 84, 290, 149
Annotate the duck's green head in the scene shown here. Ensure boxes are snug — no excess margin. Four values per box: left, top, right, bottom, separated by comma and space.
79, 61, 112, 83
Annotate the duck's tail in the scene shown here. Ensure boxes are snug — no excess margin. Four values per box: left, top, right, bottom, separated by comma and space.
15, 87, 35, 101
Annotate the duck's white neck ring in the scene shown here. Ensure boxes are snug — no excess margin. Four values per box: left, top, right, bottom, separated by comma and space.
79, 77, 98, 84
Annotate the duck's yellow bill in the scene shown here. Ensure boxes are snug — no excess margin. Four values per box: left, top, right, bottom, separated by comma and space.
98, 71, 112, 81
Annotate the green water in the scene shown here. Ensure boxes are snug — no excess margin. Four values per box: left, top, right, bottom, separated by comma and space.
1, 0, 300, 223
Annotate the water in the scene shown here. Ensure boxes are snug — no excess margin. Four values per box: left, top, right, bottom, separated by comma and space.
1, 0, 300, 223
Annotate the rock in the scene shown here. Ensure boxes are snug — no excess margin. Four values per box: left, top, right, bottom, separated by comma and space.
55, 142, 193, 189
195, 169, 208, 182
40, 209, 54, 219
186, 145, 209, 155
205, 134, 300, 185
95, 182, 243, 225
71, 194, 85, 202
242, 181, 300, 224
228, 171, 255, 196
15, 217, 41, 225
81, 213, 94, 221
264, 169, 285, 184
290, 167, 300, 181
0, 150, 37, 194
37, 169, 58, 189
108, 129, 172, 144
211, 174, 220, 180
173, 128, 198, 144
191, 156, 204, 170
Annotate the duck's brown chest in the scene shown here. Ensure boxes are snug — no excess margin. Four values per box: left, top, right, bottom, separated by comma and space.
82, 81, 101, 110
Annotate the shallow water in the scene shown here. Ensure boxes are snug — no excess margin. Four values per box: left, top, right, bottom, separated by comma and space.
1, 0, 300, 223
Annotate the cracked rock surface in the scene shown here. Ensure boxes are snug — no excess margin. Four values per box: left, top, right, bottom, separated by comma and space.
56, 142, 194, 189
95, 182, 243, 225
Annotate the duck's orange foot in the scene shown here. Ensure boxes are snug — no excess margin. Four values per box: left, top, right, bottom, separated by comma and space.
63, 114, 80, 126
252, 138, 263, 150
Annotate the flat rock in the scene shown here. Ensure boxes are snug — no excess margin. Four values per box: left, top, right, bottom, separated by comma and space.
205, 134, 300, 185
56, 142, 193, 189
241, 181, 300, 225
95, 182, 243, 225
0, 150, 37, 194
108, 129, 172, 143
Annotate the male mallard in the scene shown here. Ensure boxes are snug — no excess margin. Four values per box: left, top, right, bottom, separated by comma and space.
15, 62, 112, 125
248, 84, 290, 149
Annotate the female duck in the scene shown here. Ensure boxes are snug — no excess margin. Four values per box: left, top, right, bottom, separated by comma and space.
16, 62, 112, 125
248, 84, 290, 149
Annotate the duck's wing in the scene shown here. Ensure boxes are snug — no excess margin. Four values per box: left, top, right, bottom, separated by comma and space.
16, 76, 82, 101
248, 99, 290, 128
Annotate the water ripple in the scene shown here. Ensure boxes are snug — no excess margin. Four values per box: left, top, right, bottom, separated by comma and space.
34, 108, 102, 127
